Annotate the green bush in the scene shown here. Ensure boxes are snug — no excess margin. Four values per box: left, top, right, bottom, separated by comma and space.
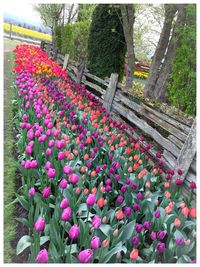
87, 4, 126, 81
55, 21, 90, 62
168, 4, 196, 115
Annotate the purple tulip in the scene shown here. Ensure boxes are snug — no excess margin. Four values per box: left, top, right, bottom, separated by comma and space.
143, 221, 151, 230
117, 195, 124, 204
150, 231, 157, 240
136, 224, 143, 233
137, 191, 143, 201
154, 210, 161, 218
124, 206, 132, 217
156, 242, 166, 253
42, 187, 51, 198
62, 207, 71, 221
69, 224, 80, 240
60, 198, 69, 209
78, 249, 93, 263
36, 248, 48, 263
131, 183, 138, 190
92, 215, 101, 229
90, 236, 101, 249
121, 185, 127, 193
34, 217, 45, 232
176, 237, 184, 246
131, 236, 139, 246
86, 194, 96, 206
157, 230, 166, 240
133, 203, 140, 212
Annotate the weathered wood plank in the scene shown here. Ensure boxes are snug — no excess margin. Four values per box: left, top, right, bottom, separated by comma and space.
117, 93, 187, 142
103, 74, 118, 113
172, 118, 196, 182
163, 150, 176, 169
68, 64, 78, 75
62, 54, 69, 70
84, 72, 109, 87
112, 101, 180, 157
142, 103, 190, 134
168, 135, 184, 149
82, 80, 105, 95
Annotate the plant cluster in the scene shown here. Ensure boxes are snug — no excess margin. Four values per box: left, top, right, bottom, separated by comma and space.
12, 44, 196, 263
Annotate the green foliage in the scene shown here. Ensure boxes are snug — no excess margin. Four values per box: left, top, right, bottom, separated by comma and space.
77, 4, 96, 22
87, 4, 126, 81
55, 20, 90, 62
168, 4, 196, 115
55, 25, 62, 51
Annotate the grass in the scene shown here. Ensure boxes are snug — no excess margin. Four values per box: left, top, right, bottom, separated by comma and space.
4, 51, 17, 263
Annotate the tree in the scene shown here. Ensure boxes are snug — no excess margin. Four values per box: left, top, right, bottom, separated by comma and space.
168, 4, 196, 115
120, 4, 136, 88
154, 5, 186, 101
144, 4, 178, 98
33, 4, 63, 43
77, 4, 96, 22
87, 4, 126, 81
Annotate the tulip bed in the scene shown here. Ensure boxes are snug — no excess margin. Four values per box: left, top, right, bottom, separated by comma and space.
12, 44, 196, 263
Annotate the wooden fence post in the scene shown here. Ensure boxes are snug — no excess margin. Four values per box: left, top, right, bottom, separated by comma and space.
172, 118, 196, 182
103, 73, 118, 113
62, 54, 69, 70
76, 61, 85, 84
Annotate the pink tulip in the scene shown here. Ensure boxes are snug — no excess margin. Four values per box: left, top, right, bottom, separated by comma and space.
45, 148, 52, 156
34, 217, 45, 232
90, 236, 101, 249
58, 151, 65, 160
69, 173, 79, 184
92, 215, 101, 229
28, 187, 35, 196
45, 161, 52, 170
25, 146, 32, 155
47, 168, 56, 179
60, 198, 69, 209
78, 249, 93, 263
36, 248, 48, 263
86, 194, 96, 206
63, 165, 72, 174
59, 179, 68, 189
42, 187, 51, 198
62, 207, 71, 221
69, 224, 80, 239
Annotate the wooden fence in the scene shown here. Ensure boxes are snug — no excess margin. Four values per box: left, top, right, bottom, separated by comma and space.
41, 42, 196, 201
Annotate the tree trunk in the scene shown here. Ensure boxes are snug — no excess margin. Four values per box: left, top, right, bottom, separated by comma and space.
121, 4, 135, 89
144, 4, 178, 98
154, 5, 186, 101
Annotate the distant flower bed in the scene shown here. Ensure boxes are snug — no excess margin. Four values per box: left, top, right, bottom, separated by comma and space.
133, 71, 148, 79
4, 23, 52, 41
12, 44, 196, 263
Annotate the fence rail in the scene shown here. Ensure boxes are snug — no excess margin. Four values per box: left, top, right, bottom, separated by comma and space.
41, 41, 196, 201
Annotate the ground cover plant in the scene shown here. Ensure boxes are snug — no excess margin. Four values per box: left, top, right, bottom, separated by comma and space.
12, 44, 196, 263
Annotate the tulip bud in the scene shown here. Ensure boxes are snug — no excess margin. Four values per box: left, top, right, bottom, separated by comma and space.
78, 249, 93, 263
34, 217, 45, 232
36, 248, 48, 263
69, 224, 80, 240
102, 216, 107, 223
185, 239, 191, 246
130, 248, 139, 260
113, 229, 119, 237
90, 236, 101, 249
28, 187, 35, 196
102, 239, 109, 248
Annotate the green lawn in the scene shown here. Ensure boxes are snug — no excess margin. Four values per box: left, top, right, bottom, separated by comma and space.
4, 51, 17, 263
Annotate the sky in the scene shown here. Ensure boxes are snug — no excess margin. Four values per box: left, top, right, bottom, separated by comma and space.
3, 2, 42, 24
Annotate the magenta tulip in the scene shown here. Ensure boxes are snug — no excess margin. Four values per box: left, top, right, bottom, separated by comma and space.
36, 248, 48, 263
90, 236, 101, 249
69, 173, 79, 184
59, 178, 68, 189
34, 217, 45, 232
62, 207, 71, 221
69, 224, 80, 239
86, 194, 96, 206
60, 198, 69, 209
78, 249, 93, 263
92, 215, 101, 229
42, 187, 51, 198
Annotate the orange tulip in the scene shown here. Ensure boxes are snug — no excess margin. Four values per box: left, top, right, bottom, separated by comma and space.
165, 191, 171, 199
174, 218, 181, 227
115, 209, 124, 220
97, 197, 105, 208
189, 208, 196, 218
102, 239, 109, 248
130, 249, 139, 261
